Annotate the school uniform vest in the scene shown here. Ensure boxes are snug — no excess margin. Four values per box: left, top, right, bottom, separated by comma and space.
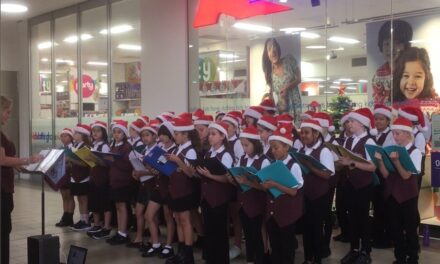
264, 148, 275, 161
384, 145, 419, 204
300, 144, 330, 200
90, 142, 110, 186
109, 142, 134, 189
71, 143, 91, 183
376, 129, 391, 146
201, 150, 235, 208
265, 159, 304, 228
237, 155, 267, 218
334, 136, 348, 186
169, 145, 195, 200
155, 145, 177, 199
345, 136, 374, 189
229, 137, 239, 160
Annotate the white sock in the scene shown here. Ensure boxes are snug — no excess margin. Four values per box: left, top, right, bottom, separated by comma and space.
152, 243, 161, 248
118, 231, 127, 237
80, 214, 89, 223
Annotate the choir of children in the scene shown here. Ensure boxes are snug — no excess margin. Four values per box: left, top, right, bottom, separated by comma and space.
54, 99, 426, 264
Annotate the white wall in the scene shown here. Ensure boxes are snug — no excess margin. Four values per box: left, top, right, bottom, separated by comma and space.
140, 0, 188, 117
1, 21, 19, 71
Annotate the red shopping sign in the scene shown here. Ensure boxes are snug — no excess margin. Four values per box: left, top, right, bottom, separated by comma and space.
193, 0, 292, 28
74, 74, 95, 98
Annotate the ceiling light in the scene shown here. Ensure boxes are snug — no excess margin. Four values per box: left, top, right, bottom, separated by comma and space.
339, 78, 353, 82
219, 53, 238, 59
306, 45, 326, 49
358, 79, 368, 83
101, 74, 107, 77
38, 42, 57, 50
333, 47, 345, 51
63, 34, 93, 43
346, 86, 358, 90
233, 22, 273, 33
333, 81, 341, 84
301, 32, 320, 39
117, 44, 142, 51
323, 91, 334, 94
56, 59, 74, 65
219, 59, 246, 64
1, 3, 28, 13
41, 58, 49, 62
328, 36, 360, 44
189, 45, 194, 48
99, 24, 133, 35
87, 61, 108, 66
329, 86, 340, 89
280, 27, 306, 34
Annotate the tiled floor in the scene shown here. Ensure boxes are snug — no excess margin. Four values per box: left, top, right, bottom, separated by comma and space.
8, 179, 440, 263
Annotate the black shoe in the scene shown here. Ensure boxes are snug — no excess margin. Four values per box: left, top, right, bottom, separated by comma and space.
139, 242, 153, 253
334, 233, 350, 243
106, 233, 130, 245
142, 244, 162, 257
353, 252, 371, 264
193, 236, 204, 249
166, 252, 184, 264
70, 221, 91, 231
55, 214, 73, 227
126, 241, 143, 249
372, 240, 392, 249
341, 250, 359, 264
92, 229, 112, 240
159, 246, 174, 259
86, 226, 103, 237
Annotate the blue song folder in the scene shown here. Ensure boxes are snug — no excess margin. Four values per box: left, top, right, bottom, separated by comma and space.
228, 166, 259, 192
143, 146, 178, 176
256, 161, 299, 198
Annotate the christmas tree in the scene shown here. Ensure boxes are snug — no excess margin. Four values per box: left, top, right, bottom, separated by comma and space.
328, 95, 353, 133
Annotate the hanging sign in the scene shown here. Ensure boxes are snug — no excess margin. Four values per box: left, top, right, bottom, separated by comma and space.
73, 74, 95, 98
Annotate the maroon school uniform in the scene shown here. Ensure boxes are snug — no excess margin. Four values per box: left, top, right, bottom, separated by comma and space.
168, 145, 196, 201
109, 141, 134, 190
300, 144, 330, 201
71, 142, 91, 183
344, 136, 374, 189
151, 144, 177, 203
237, 155, 267, 218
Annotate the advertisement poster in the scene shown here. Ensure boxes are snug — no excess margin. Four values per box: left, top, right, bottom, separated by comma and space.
367, 14, 440, 112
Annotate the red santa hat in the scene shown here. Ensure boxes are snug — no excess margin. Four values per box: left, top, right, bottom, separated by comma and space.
277, 113, 294, 125
138, 116, 150, 126
300, 119, 323, 134
257, 116, 278, 131
140, 125, 158, 135
269, 124, 294, 146
192, 108, 205, 120
222, 114, 240, 128
60, 128, 73, 137
178, 112, 193, 121
391, 117, 414, 133
157, 111, 175, 123
160, 121, 174, 135
91, 121, 107, 131
348, 108, 377, 136
208, 121, 229, 137
111, 120, 129, 136
194, 114, 214, 126
240, 126, 260, 140
171, 117, 194, 132
300, 110, 315, 120
244, 106, 264, 120
74, 124, 92, 136
397, 106, 427, 131
373, 104, 392, 119
259, 99, 277, 112
149, 119, 161, 129
129, 120, 145, 133
309, 101, 320, 108
227, 111, 243, 125
313, 112, 335, 132
215, 111, 226, 120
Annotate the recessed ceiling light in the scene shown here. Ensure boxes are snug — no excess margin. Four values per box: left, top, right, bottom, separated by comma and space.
346, 86, 358, 90
329, 85, 340, 89
280, 27, 306, 34
333, 47, 345, 51
87, 61, 108, 66
339, 78, 353, 82
101, 74, 108, 77
219, 59, 246, 64
63, 34, 93, 43
117, 44, 142, 51
56, 59, 74, 65
324, 91, 334, 94
219, 53, 238, 59
328, 36, 360, 44
99, 24, 133, 35
1, 3, 28, 13
301, 32, 320, 39
41, 58, 49, 62
306, 45, 326, 49
189, 45, 194, 48
358, 79, 368, 83
233, 22, 273, 33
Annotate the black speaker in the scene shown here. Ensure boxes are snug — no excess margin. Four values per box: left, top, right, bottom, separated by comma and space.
27, 235, 60, 264
311, 0, 321, 7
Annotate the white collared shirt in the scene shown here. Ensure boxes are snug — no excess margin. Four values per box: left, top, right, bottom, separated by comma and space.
209, 145, 233, 168
376, 127, 395, 147
237, 154, 271, 169
324, 133, 332, 143
161, 143, 176, 152
262, 141, 271, 156
114, 141, 124, 147
293, 139, 303, 152
304, 140, 335, 175
176, 141, 197, 165
413, 127, 426, 155
229, 135, 244, 163
91, 141, 110, 153
345, 131, 375, 161
128, 137, 142, 146
282, 155, 304, 188
405, 142, 422, 174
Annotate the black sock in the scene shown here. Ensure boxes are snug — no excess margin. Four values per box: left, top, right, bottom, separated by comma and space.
184, 245, 194, 264
177, 242, 184, 254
